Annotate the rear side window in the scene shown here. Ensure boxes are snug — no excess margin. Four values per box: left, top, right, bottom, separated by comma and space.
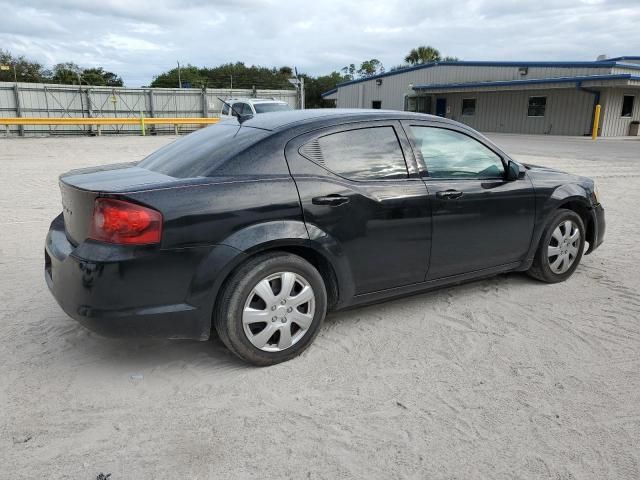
409, 126, 504, 179
221, 103, 229, 115
138, 124, 269, 178
301, 126, 408, 181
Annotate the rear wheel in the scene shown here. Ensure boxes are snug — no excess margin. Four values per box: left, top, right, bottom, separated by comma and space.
214, 252, 327, 365
528, 209, 585, 283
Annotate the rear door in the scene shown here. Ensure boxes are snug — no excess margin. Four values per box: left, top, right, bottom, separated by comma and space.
285, 121, 431, 295
403, 121, 535, 280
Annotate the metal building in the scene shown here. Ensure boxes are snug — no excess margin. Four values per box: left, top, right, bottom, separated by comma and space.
322, 57, 640, 137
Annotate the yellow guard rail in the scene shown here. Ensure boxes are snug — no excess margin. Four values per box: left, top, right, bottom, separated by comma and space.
1, 116, 220, 136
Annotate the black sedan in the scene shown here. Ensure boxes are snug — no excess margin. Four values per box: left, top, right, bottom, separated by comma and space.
45, 109, 605, 365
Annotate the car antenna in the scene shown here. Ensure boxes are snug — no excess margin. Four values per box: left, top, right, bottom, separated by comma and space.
217, 97, 252, 125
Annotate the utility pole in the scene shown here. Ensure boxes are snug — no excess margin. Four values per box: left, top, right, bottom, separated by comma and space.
288, 67, 305, 110
76, 70, 86, 133
11, 63, 23, 136
177, 61, 182, 88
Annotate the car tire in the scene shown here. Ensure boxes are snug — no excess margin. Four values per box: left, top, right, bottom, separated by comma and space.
214, 252, 327, 366
527, 209, 586, 283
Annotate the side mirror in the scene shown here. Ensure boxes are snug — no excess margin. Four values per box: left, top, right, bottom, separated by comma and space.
506, 160, 524, 181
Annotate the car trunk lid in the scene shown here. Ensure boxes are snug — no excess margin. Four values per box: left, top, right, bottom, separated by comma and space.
59, 163, 176, 244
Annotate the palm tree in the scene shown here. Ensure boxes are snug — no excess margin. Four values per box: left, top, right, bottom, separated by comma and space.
404, 46, 441, 65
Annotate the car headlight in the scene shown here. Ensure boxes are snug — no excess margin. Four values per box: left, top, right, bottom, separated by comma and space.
592, 183, 601, 204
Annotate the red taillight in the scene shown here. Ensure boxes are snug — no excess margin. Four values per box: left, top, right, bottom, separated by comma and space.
89, 198, 162, 245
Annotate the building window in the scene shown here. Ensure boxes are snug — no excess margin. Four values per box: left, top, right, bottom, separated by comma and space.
528, 96, 546, 117
622, 95, 635, 117
372, 100, 382, 109
462, 98, 476, 116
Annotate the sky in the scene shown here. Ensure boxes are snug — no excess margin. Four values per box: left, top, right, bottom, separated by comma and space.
1, 0, 639, 87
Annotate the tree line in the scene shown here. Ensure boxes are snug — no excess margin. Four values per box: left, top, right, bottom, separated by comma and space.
0, 45, 456, 107
1, 50, 123, 86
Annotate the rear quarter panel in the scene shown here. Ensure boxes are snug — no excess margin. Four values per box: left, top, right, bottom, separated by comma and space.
128, 177, 303, 249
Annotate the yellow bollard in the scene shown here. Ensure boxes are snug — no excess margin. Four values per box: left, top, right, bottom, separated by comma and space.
140, 113, 146, 136
592, 104, 601, 140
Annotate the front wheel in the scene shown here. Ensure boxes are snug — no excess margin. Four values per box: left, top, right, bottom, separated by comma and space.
528, 209, 585, 283
214, 252, 327, 366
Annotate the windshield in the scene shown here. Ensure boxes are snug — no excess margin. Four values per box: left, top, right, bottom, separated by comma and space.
253, 102, 292, 114
138, 124, 269, 178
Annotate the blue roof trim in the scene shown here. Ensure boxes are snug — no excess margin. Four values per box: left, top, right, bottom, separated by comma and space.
320, 88, 338, 98
320, 58, 640, 97
412, 74, 639, 91
613, 62, 640, 71
330, 60, 623, 90
606, 56, 640, 61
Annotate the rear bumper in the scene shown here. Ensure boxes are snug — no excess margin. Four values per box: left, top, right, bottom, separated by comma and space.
45, 214, 242, 340
585, 203, 605, 255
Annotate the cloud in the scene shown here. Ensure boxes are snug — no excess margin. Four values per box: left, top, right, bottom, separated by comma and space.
0, 0, 638, 86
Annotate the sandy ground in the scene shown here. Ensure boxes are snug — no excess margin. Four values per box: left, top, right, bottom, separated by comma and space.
1, 133, 639, 480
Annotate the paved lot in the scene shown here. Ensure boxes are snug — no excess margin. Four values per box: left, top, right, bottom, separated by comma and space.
1, 133, 639, 479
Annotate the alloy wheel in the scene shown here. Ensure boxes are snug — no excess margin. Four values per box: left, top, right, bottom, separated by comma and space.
547, 220, 581, 274
242, 271, 316, 352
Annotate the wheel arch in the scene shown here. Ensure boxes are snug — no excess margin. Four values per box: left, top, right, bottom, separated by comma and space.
522, 186, 594, 270
205, 221, 353, 334
239, 241, 343, 310
554, 196, 595, 253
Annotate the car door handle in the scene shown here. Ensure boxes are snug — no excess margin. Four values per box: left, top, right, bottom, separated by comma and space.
312, 195, 350, 206
436, 190, 463, 200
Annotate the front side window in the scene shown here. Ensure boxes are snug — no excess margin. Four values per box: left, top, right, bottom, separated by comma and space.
462, 98, 476, 116
409, 126, 504, 179
253, 102, 292, 113
303, 126, 408, 181
622, 95, 635, 117
231, 103, 251, 116
241, 103, 254, 115
230, 103, 242, 117
528, 96, 546, 117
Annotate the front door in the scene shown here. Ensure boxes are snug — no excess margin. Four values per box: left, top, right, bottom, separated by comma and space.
404, 122, 536, 279
286, 121, 431, 295
435, 98, 447, 117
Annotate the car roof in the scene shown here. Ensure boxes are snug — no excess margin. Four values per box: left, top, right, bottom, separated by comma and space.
237, 108, 449, 131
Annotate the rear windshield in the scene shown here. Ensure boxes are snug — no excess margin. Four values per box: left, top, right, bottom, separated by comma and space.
253, 103, 292, 114
138, 124, 269, 178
